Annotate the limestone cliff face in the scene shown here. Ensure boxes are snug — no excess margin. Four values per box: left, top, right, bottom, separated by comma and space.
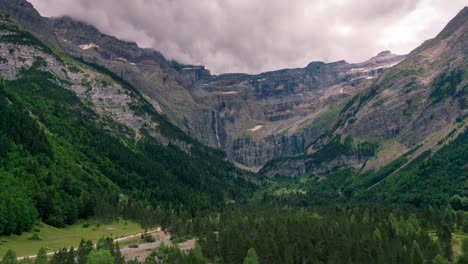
0, 14, 192, 153
188, 52, 404, 168
47, 17, 218, 146
50, 19, 403, 168
0, 0, 406, 169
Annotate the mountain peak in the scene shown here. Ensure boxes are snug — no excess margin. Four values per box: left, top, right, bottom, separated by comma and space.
435, 6, 467, 40
0, 0, 61, 48
376, 50, 392, 56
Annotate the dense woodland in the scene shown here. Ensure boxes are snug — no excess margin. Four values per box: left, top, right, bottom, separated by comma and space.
0, 58, 255, 235
1, 204, 468, 264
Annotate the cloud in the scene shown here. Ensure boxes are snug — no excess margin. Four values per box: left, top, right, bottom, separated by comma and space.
29, 0, 466, 74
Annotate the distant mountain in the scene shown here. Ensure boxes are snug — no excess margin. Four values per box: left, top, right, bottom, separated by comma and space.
184, 51, 404, 168
0, 0, 404, 169
261, 7, 467, 184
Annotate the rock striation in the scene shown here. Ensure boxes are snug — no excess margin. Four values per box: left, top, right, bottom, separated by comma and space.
0, 0, 407, 169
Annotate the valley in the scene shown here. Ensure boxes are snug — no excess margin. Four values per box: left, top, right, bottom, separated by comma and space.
0, 1, 466, 263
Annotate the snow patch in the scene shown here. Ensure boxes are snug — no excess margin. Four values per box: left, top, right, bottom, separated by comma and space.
117, 57, 128, 63
129, 63, 136, 66
79, 43, 99, 50
248, 125, 263, 132
221, 91, 238, 95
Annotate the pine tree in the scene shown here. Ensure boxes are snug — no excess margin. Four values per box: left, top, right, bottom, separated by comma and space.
112, 242, 125, 264
243, 248, 259, 264
87, 250, 114, 264
437, 224, 453, 261
433, 254, 449, 264
410, 240, 424, 264
50, 248, 68, 264
77, 239, 94, 264
188, 243, 205, 264
34, 248, 48, 264
1, 250, 17, 264
65, 247, 75, 264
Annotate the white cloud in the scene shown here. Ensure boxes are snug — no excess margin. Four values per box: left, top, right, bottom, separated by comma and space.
29, 0, 466, 74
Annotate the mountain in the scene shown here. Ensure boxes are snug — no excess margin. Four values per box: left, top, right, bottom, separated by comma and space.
0, 0, 404, 170
49, 22, 404, 169
0, 2, 467, 263
260, 7, 467, 204
183, 51, 404, 169
0, 9, 255, 235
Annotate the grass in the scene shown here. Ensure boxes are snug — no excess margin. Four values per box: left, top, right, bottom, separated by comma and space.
0, 219, 144, 258
116, 236, 144, 248
273, 188, 306, 196
453, 230, 468, 256
298, 174, 311, 184
428, 229, 468, 257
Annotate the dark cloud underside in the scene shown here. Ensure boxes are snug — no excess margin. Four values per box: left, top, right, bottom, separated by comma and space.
30, 0, 466, 74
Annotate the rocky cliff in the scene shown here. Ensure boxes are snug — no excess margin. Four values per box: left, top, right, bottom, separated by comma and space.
188, 51, 404, 168
261, 7, 468, 177
0, 0, 405, 169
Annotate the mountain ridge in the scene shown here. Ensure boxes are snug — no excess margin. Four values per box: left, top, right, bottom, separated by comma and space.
0, 0, 406, 169
261, 6, 467, 177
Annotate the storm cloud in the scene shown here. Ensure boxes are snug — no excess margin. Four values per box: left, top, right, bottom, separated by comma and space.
29, 0, 466, 74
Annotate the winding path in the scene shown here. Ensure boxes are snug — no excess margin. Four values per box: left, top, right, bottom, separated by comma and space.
16, 229, 160, 261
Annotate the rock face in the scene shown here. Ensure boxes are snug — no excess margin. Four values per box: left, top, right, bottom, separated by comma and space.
261, 7, 468, 177
0, 0, 405, 169
0, 13, 192, 153
336, 7, 467, 145
47, 15, 404, 169
0, 0, 60, 48
187, 52, 404, 168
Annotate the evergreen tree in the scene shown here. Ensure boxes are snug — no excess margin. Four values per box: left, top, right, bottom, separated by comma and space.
187, 243, 205, 264
437, 224, 453, 261
112, 243, 125, 264
50, 248, 68, 264
77, 239, 94, 264
65, 248, 75, 264
410, 240, 424, 264
433, 255, 449, 264
1, 250, 17, 264
34, 248, 47, 264
243, 248, 259, 264
87, 250, 114, 264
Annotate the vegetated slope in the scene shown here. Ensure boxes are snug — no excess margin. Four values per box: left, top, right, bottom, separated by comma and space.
261, 7, 467, 180
0, 0, 405, 170
256, 127, 467, 209
0, 13, 255, 235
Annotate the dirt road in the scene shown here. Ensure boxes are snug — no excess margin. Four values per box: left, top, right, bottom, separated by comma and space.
120, 231, 195, 262
16, 229, 161, 261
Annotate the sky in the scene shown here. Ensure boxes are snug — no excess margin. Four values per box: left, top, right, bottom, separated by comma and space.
29, 0, 466, 74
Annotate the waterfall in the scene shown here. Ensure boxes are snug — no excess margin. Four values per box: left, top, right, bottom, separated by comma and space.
212, 110, 221, 148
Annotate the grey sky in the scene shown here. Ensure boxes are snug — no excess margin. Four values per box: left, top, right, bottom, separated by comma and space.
29, 0, 466, 74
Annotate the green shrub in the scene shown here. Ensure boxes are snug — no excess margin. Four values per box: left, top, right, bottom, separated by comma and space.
28, 233, 40, 240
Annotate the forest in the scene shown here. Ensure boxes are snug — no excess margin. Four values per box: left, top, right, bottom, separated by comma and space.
0, 59, 255, 235
1, 204, 468, 264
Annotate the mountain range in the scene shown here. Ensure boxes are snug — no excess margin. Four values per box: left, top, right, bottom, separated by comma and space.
0, 0, 410, 170
0, 1, 467, 262
0, 0, 466, 245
